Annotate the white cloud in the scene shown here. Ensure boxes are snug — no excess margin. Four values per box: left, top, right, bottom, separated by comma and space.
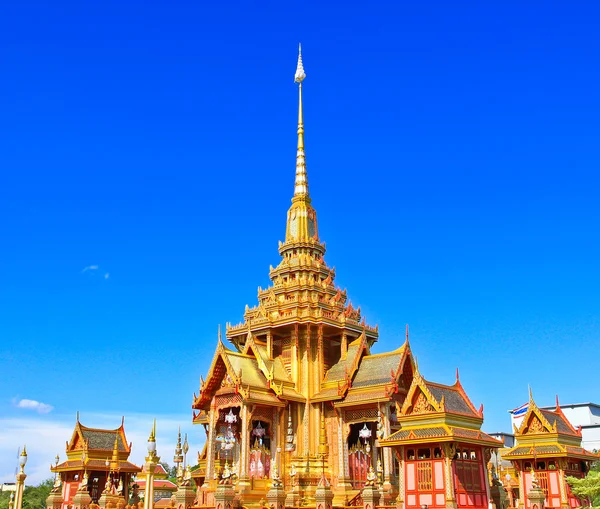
0, 412, 205, 486
81, 265, 110, 280
14, 399, 54, 414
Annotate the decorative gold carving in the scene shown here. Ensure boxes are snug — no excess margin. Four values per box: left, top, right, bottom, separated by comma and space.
483, 448, 492, 464
412, 392, 432, 414
442, 443, 456, 459
528, 416, 544, 433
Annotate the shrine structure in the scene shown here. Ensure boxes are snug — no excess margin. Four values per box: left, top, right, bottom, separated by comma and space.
379, 368, 501, 509
51, 417, 141, 508
191, 47, 501, 509
502, 394, 599, 509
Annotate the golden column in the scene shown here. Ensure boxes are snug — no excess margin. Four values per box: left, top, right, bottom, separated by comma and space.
143, 420, 160, 509
14, 446, 27, 509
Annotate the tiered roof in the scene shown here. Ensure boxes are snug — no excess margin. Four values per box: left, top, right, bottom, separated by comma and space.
503, 395, 599, 461
313, 336, 413, 406
52, 418, 140, 474
379, 368, 500, 448
192, 335, 306, 419
193, 333, 414, 416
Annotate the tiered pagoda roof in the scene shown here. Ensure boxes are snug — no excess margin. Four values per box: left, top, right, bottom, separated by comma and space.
52, 417, 141, 474
503, 395, 599, 461
380, 367, 501, 448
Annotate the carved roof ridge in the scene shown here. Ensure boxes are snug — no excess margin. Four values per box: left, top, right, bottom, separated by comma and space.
225, 350, 256, 359
549, 399, 581, 436
346, 331, 369, 380
450, 378, 482, 418
76, 422, 121, 434
361, 343, 406, 359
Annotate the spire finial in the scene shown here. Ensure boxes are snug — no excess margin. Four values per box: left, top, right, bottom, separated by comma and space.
218, 324, 222, 342
149, 418, 156, 442
294, 44, 308, 197
294, 43, 306, 84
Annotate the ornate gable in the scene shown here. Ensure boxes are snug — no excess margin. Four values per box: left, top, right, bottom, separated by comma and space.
193, 340, 244, 408
515, 396, 554, 436
400, 369, 443, 416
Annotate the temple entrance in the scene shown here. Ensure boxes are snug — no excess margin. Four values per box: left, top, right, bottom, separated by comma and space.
249, 420, 271, 479
215, 407, 240, 473
347, 422, 375, 489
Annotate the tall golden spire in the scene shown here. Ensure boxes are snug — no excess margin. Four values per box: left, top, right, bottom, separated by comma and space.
283, 44, 320, 247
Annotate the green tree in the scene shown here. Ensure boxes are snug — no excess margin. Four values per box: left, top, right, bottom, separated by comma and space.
566, 471, 600, 508
22, 479, 53, 509
159, 461, 178, 483
0, 479, 53, 509
0, 491, 12, 509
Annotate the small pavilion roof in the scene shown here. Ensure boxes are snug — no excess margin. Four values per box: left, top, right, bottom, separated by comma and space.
503, 393, 599, 461
52, 458, 140, 473
503, 443, 599, 461
380, 424, 501, 448
398, 366, 483, 420
135, 478, 177, 490
66, 415, 131, 459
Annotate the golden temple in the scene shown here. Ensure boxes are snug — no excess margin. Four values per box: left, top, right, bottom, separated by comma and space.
189, 46, 506, 509
37, 47, 599, 509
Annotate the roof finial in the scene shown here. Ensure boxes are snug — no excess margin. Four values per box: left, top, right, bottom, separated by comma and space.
218, 324, 222, 342
294, 43, 306, 84
456, 367, 460, 382
149, 418, 157, 442
555, 394, 560, 410
528, 385, 533, 401
294, 44, 308, 197
405, 324, 409, 342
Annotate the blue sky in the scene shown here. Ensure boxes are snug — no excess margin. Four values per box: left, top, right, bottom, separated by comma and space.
1, 0, 600, 483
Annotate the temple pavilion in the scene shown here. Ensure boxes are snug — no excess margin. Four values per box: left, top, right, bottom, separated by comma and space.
502, 394, 599, 509
191, 48, 501, 509
51, 417, 141, 507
